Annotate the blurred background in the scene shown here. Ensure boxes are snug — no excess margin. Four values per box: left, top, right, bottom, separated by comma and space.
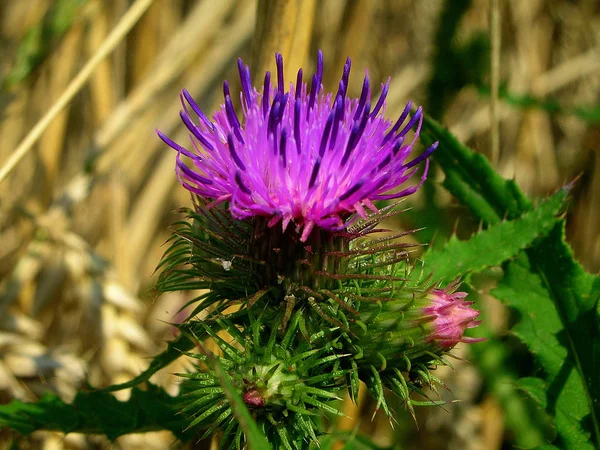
0, 0, 598, 448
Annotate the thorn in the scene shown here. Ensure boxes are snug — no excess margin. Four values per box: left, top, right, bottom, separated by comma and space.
565, 172, 583, 191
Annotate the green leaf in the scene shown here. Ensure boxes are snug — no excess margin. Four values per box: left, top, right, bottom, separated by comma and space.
468, 318, 549, 448
422, 113, 599, 448
0, 392, 78, 435
421, 113, 532, 224
72, 390, 139, 440
517, 377, 548, 409
0, 384, 187, 441
493, 246, 599, 449
3, 0, 88, 88
421, 189, 566, 283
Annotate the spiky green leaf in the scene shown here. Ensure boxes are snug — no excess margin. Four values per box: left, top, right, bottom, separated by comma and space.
421, 113, 531, 224
0, 384, 186, 441
422, 113, 599, 448
421, 188, 566, 283
493, 235, 600, 449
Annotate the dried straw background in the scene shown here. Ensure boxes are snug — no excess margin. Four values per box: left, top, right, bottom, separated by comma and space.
0, 0, 598, 449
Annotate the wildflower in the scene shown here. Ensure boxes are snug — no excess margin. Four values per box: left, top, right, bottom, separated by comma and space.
351, 281, 483, 375
158, 51, 437, 241
423, 284, 485, 349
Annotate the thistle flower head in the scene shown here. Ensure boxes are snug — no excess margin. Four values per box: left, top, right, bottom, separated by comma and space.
158, 51, 437, 241
423, 284, 485, 349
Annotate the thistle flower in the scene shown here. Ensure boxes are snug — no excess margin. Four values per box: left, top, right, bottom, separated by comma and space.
158, 51, 437, 241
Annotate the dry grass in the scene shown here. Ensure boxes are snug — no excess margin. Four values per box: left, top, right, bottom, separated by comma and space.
0, 1, 598, 449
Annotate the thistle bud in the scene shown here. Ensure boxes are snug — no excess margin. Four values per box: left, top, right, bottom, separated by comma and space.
349, 281, 483, 399
423, 285, 485, 349
177, 315, 345, 448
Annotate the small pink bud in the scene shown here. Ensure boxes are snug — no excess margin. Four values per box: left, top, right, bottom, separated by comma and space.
243, 389, 265, 407
423, 286, 485, 349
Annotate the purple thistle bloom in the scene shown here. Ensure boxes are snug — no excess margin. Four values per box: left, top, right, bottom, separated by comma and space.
158, 51, 438, 241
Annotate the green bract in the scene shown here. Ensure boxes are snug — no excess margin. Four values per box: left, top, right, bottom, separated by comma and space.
177, 314, 347, 449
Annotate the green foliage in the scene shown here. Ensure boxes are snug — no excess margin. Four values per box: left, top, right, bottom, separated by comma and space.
210, 355, 272, 450
421, 114, 599, 449
427, 0, 489, 117
0, 384, 186, 441
155, 202, 268, 319
2, 0, 88, 89
493, 234, 600, 449
420, 188, 566, 283
468, 317, 551, 448
478, 85, 600, 124
421, 114, 531, 224
176, 313, 347, 449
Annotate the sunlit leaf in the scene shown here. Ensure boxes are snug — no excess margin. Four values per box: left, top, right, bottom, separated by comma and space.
421, 188, 566, 283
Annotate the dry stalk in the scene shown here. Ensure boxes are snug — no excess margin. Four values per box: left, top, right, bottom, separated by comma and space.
252, 0, 316, 81
36, 23, 83, 205
86, 2, 116, 125
0, 0, 156, 184
490, 0, 501, 166
449, 46, 600, 142
93, 0, 237, 162
328, 0, 377, 89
